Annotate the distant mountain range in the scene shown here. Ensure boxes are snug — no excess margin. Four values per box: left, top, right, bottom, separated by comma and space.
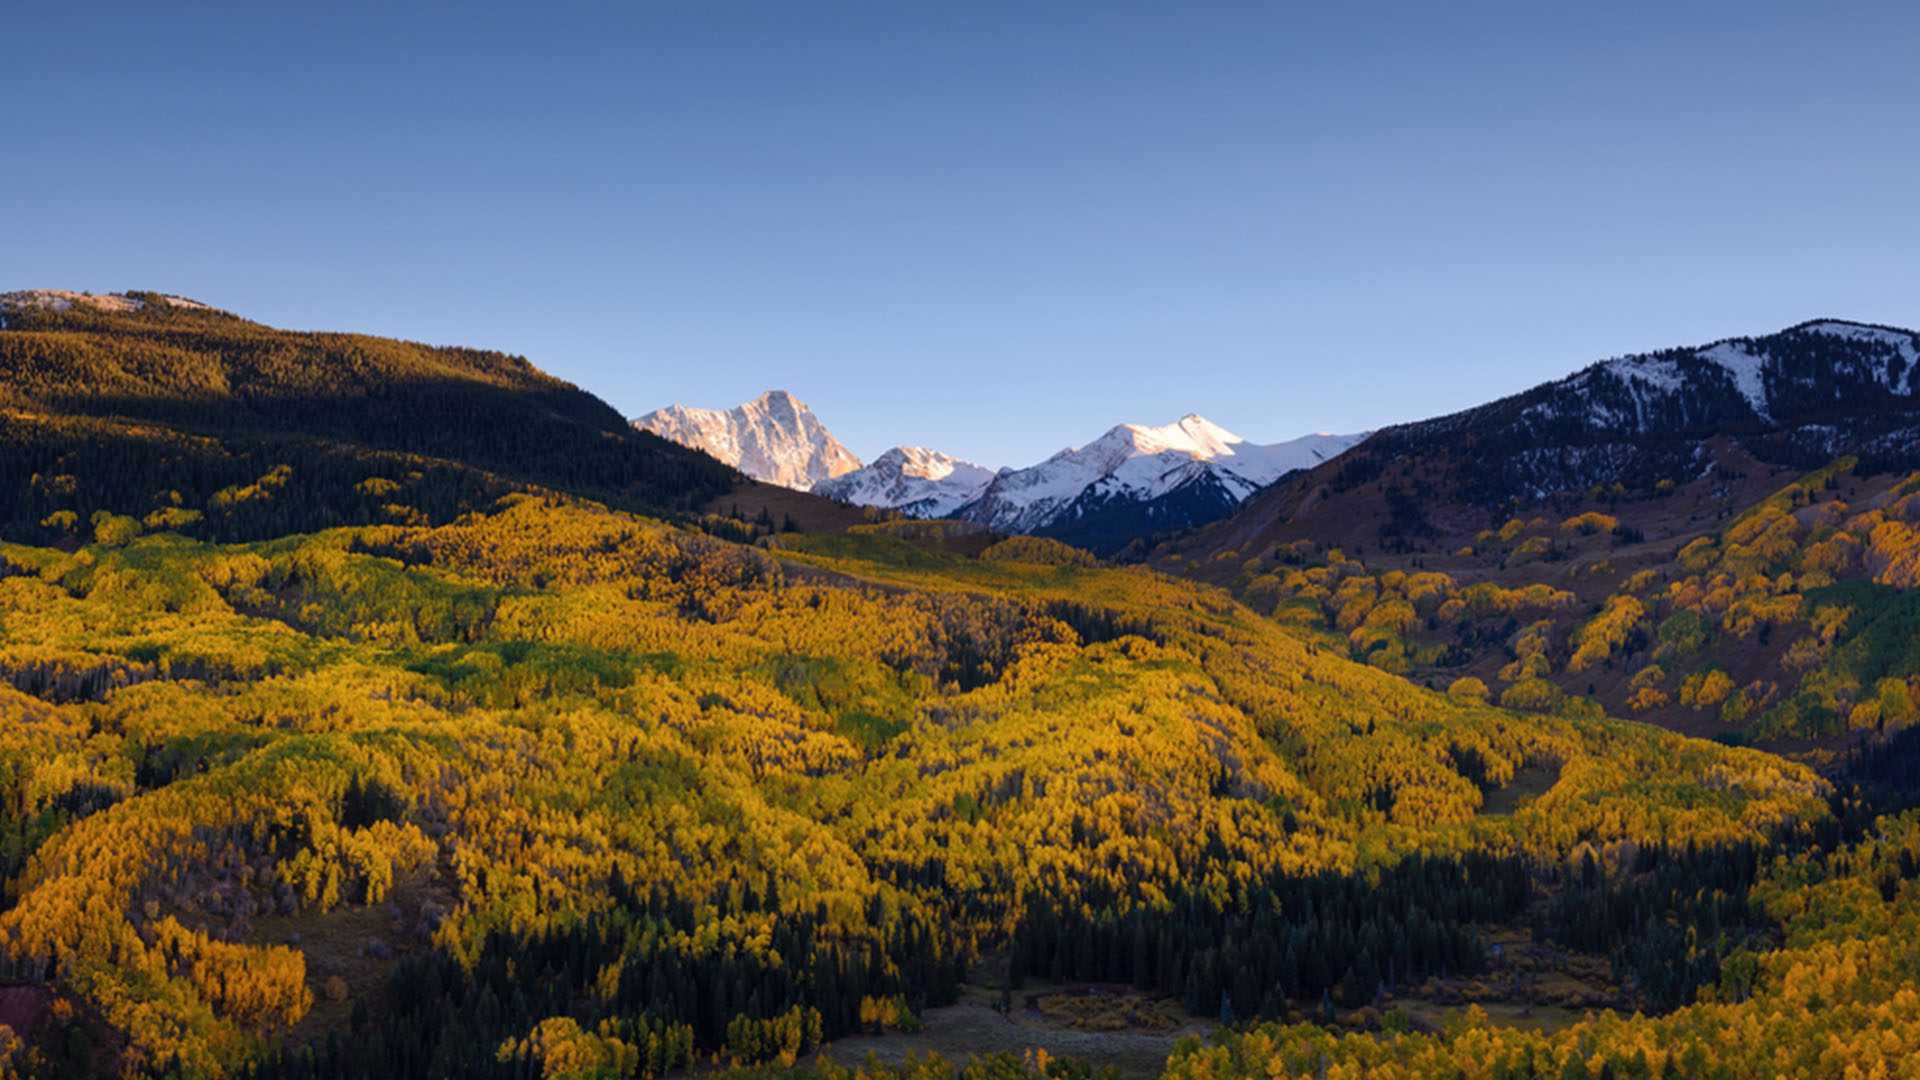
634, 393, 1360, 554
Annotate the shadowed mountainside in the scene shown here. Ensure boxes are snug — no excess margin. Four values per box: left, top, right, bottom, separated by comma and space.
0, 292, 749, 542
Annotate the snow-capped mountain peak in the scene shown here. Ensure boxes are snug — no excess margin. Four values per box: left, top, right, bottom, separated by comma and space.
955, 416, 1365, 542
633, 390, 860, 491
814, 446, 996, 518
1122, 413, 1244, 459
873, 445, 987, 483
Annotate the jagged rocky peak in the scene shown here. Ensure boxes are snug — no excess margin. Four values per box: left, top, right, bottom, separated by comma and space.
632, 390, 861, 491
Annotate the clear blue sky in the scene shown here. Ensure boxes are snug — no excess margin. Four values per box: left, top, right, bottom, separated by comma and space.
7, 3, 1918, 468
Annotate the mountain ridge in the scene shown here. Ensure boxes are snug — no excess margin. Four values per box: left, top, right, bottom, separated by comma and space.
0, 288, 743, 543
955, 419, 1363, 555
1166, 317, 1920, 568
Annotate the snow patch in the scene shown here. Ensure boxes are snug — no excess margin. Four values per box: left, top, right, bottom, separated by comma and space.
1796, 321, 1920, 392
1695, 342, 1771, 421
2, 290, 145, 314
153, 294, 215, 310
0, 290, 218, 317
1799, 321, 1913, 346
1608, 354, 1687, 396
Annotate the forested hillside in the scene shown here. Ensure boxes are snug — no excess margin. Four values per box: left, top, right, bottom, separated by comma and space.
0, 299, 1913, 1079
1163, 797, 1920, 1078
1196, 457, 1920, 747
1158, 323, 1920, 750
0, 496, 1827, 1077
0, 294, 737, 545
